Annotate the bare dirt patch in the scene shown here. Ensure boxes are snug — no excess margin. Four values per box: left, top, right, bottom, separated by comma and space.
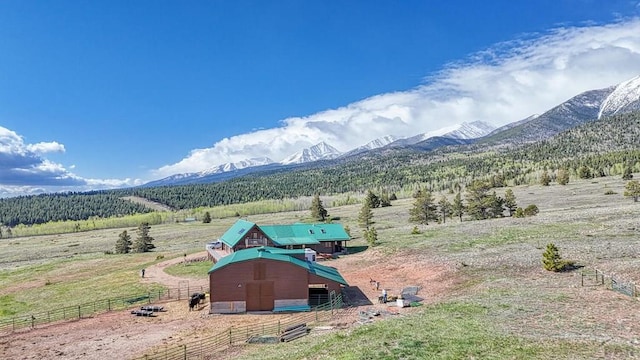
0, 249, 457, 360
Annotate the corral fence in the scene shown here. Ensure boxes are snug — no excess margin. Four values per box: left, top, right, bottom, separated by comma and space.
581, 268, 638, 298
0, 284, 207, 336
133, 292, 344, 360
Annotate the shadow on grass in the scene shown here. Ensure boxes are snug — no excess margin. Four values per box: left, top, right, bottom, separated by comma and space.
347, 246, 368, 254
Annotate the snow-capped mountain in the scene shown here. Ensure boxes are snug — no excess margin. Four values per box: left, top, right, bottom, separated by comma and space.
342, 135, 399, 157
598, 75, 640, 119
146, 74, 640, 187
280, 142, 342, 165
442, 121, 497, 139
391, 121, 495, 147
201, 157, 274, 175
484, 86, 616, 144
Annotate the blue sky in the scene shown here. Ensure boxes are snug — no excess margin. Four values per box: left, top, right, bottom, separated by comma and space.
2, 1, 640, 196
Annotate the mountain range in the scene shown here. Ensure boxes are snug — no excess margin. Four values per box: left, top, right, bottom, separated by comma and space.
145, 75, 640, 187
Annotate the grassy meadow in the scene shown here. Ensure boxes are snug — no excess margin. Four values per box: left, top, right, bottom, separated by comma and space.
1, 176, 640, 358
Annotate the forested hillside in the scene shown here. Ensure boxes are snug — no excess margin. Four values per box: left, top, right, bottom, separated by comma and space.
0, 192, 151, 227
1, 111, 639, 227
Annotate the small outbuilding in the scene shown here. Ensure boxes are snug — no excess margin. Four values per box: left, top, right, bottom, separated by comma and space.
208, 246, 348, 314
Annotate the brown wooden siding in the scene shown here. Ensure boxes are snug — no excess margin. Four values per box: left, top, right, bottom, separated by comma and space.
210, 258, 309, 304
232, 227, 278, 252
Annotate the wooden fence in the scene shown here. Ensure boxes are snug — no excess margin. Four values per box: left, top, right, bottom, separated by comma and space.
581, 268, 638, 298
0, 284, 207, 335
134, 292, 344, 360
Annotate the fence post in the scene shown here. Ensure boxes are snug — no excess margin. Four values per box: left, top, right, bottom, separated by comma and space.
148, 292, 151, 304
229, 327, 232, 345
12, 317, 15, 332
108, 299, 111, 311
278, 320, 280, 334
184, 344, 188, 360
78, 305, 81, 319
581, 272, 584, 287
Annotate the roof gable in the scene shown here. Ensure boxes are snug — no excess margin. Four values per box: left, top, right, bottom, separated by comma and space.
219, 219, 256, 247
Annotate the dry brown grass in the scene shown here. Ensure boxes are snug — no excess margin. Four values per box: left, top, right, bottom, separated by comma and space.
1, 176, 640, 359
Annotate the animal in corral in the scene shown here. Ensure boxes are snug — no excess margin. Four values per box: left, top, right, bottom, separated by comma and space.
189, 293, 206, 311
189, 296, 200, 311
191, 292, 206, 304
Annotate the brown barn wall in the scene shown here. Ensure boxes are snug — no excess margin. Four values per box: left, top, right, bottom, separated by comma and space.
210, 258, 310, 303
308, 273, 342, 294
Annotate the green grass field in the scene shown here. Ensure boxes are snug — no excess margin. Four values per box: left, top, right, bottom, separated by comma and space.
1, 176, 640, 359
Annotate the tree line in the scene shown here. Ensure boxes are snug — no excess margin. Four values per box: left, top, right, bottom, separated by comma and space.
1, 111, 640, 227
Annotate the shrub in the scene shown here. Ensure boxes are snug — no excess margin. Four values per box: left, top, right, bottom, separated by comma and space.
604, 190, 617, 195
542, 243, 576, 272
523, 204, 539, 216
411, 226, 422, 235
514, 207, 525, 218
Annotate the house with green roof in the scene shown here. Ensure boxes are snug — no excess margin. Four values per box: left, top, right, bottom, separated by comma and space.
208, 246, 348, 313
213, 219, 350, 255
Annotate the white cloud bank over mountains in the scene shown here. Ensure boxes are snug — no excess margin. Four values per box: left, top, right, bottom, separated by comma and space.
153, 19, 640, 178
3, 18, 640, 195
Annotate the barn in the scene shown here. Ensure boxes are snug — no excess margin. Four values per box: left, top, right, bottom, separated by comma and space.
208, 246, 348, 314
213, 219, 350, 256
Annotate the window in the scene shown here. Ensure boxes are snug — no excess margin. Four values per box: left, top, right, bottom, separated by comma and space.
320, 229, 326, 234
308, 229, 315, 234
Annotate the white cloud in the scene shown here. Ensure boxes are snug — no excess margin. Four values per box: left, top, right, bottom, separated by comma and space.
153, 18, 640, 179
0, 125, 140, 196
26, 141, 65, 154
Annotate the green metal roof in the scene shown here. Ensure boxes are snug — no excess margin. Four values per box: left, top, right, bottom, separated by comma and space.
208, 247, 348, 286
219, 220, 350, 248
261, 223, 350, 244
219, 219, 256, 247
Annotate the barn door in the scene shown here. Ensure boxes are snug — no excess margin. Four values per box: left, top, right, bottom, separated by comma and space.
246, 282, 261, 311
245, 281, 274, 311
259, 281, 274, 310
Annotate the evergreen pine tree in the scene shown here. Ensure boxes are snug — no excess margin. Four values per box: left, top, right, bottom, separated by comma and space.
115, 230, 132, 254
358, 199, 374, 229
409, 190, 438, 225
578, 165, 592, 179
363, 226, 378, 246
465, 180, 492, 220
364, 190, 381, 208
133, 223, 155, 253
540, 170, 551, 186
542, 243, 562, 272
452, 192, 465, 222
310, 194, 328, 221
487, 191, 505, 218
202, 211, 212, 223
437, 195, 451, 224
503, 189, 517, 217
